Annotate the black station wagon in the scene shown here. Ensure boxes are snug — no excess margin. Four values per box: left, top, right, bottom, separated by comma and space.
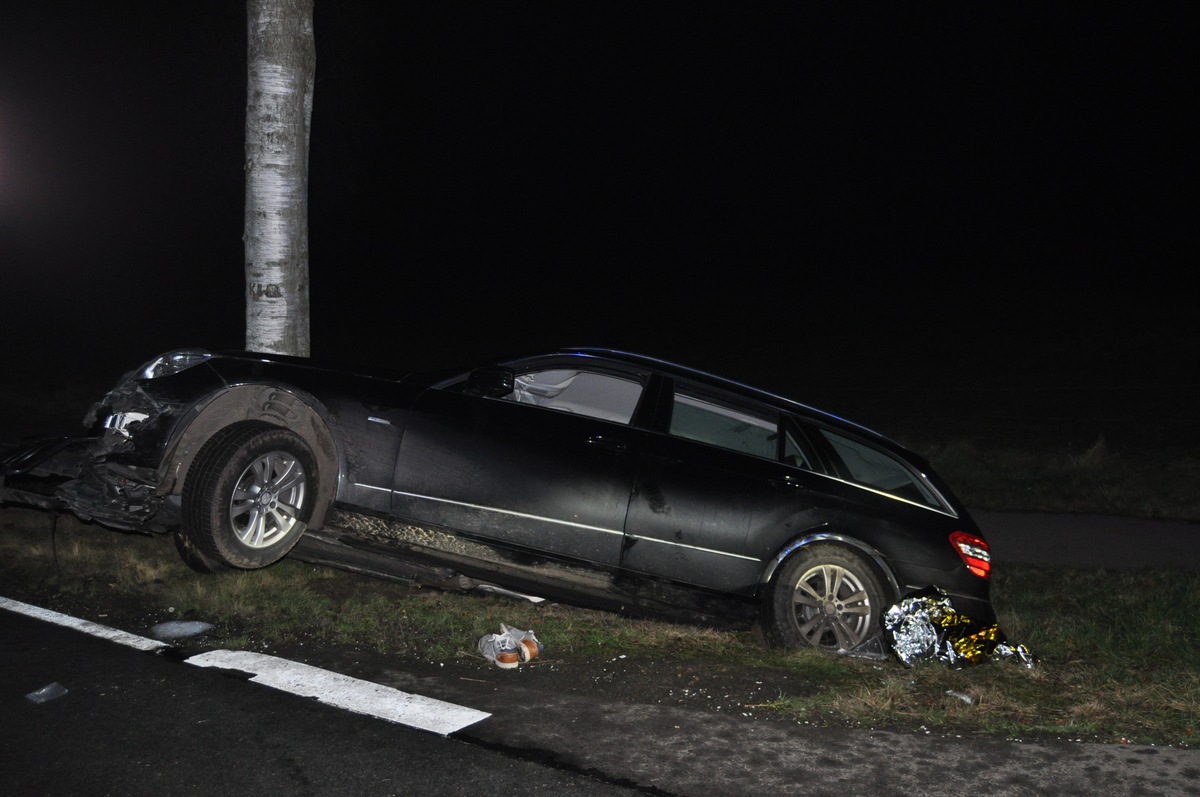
0, 347, 995, 652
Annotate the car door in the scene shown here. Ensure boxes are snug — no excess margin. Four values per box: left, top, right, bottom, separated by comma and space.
621, 383, 844, 594
390, 364, 647, 568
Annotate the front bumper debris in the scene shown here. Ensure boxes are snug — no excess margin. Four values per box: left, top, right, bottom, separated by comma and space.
0, 437, 92, 512
0, 435, 167, 530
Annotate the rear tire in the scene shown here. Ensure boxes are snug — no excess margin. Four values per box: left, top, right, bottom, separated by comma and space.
181, 424, 316, 569
762, 544, 886, 651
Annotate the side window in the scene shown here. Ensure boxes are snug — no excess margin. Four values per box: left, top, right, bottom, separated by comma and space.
670, 388, 778, 460
507, 369, 643, 424
818, 428, 943, 509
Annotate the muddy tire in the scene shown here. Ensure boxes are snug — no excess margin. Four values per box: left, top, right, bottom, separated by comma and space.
181, 424, 316, 569
172, 527, 229, 574
762, 544, 886, 651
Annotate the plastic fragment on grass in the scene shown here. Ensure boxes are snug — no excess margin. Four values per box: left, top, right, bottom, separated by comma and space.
883, 588, 1035, 669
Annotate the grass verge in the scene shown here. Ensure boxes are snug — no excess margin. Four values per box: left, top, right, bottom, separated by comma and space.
1, 507, 1195, 747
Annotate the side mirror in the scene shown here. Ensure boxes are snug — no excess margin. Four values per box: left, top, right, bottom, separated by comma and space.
467, 366, 515, 398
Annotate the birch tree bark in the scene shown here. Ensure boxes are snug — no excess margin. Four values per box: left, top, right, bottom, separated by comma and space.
244, 0, 314, 356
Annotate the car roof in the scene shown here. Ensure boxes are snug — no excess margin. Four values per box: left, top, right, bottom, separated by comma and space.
542, 347, 894, 445
216, 346, 903, 453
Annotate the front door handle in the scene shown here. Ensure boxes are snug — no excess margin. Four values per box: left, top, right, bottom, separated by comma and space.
586, 434, 627, 451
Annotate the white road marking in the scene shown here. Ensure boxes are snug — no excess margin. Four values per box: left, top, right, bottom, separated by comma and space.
1, 596, 491, 736
188, 649, 491, 735
0, 596, 169, 652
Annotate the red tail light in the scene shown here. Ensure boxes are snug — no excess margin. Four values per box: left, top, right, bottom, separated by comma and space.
950, 531, 991, 579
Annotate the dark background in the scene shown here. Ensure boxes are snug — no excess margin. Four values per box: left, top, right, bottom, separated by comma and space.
1, 3, 1194, 444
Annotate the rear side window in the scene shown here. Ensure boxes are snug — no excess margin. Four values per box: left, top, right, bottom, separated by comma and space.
670, 389, 778, 460
818, 428, 944, 509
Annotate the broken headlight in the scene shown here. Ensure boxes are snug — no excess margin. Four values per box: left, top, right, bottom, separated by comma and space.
137, 349, 214, 380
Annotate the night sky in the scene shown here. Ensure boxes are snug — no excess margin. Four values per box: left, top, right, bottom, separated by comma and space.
1, 3, 1194, 440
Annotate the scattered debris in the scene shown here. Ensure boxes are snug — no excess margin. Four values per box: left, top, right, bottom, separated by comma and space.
477, 623, 543, 669
478, 631, 520, 669
838, 635, 890, 661
26, 682, 69, 703
149, 620, 214, 640
472, 584, 547, 603
946, 690, 974, 705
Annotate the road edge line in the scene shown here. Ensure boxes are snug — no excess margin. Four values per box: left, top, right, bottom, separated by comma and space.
1, 595, 169, 652
2, 595, 491, 736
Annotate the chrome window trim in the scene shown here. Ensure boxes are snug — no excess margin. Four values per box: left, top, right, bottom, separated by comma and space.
801, 470, 959, 518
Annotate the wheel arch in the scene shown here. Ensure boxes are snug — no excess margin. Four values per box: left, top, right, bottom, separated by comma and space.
760, 530, 902, 605
158, 384, 340, 530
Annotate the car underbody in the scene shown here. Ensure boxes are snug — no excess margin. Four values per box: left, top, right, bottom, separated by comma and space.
301, 508, 763, 629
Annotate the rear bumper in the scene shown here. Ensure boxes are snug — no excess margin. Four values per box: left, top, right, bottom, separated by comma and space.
892, 558, 996, 627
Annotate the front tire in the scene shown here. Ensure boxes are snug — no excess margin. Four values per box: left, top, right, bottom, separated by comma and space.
181, 424, 317, 569
172, 527, 229, 574
762, 544, 887, 651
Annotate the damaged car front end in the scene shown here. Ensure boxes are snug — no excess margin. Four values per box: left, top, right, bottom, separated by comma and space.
2, 350, 219, 531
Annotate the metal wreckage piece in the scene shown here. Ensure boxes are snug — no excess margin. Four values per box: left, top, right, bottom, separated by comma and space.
884, 588, 1035, 668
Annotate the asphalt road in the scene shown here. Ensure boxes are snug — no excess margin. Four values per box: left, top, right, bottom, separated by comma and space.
4, 512, 1199, 797
0, 608, 639, 797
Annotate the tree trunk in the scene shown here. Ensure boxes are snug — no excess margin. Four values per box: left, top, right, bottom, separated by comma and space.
244, 0, 315, 356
